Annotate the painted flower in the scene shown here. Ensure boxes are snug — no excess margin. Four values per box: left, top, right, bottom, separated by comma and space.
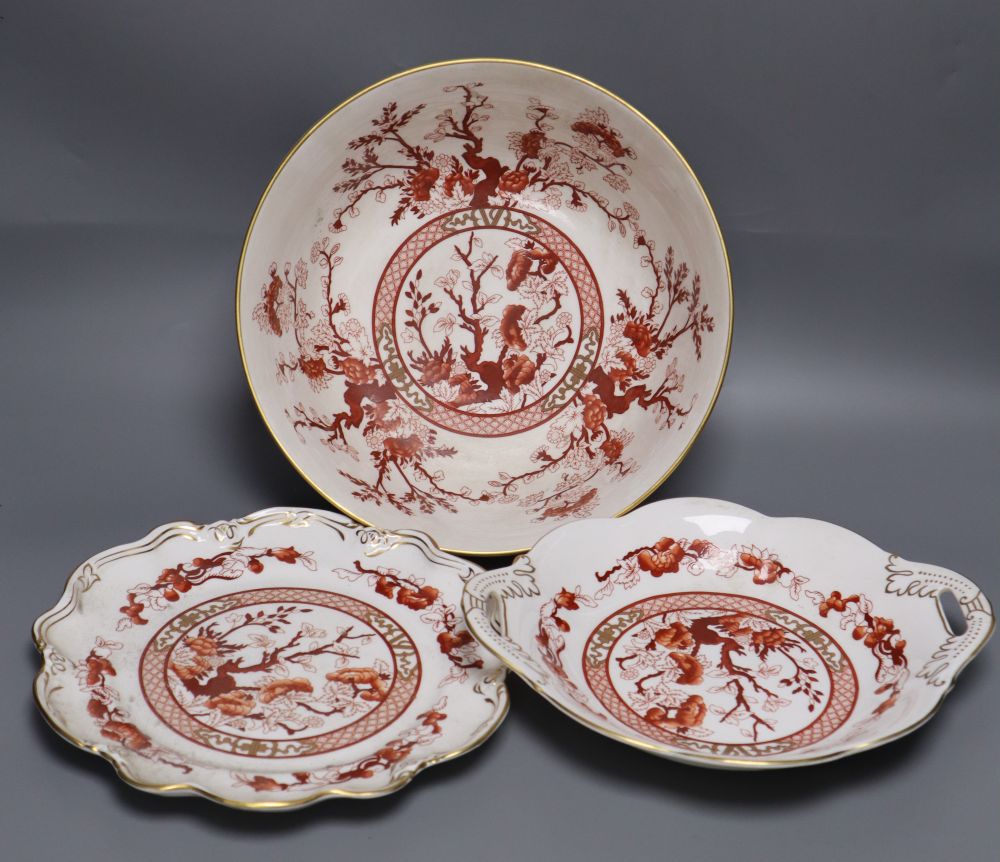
502, 353, 536, 393
448, 373, 480, 407
420, 708, 448, 734
498, 169, 530, 194
374, 575, 397, 599
636, 537, 686, 576
687, 539, 714, 558
120, 592, 147, 625
854, 616, 898, 650
325, 667, 388, 701
608, 350, 638, 385
623, 320, 653, 357
581, 394, 608, 431
554, 588, 580, 610
505, 248, 537, 292
396, 584, 440, 610
571, 118, 630, 158
540, 487, 598, 519
518, 130, 546, 158
271, 547, 303, 564
87, 697, 109, 720
244, 775, 285, 792
443, 170, 475, 197
84, 653, 116, 686
101, 720, 151, 751
170, 656, 212, 682
261, 271, 284, 336
437, 629, 474, 654
384, 434, 424, 462
184, 635, 220, 657
370, 400, 401, 431
377, 742, 413, 764
644, 695, 706, 731
419, 356, 453, 386
648, 621, 693, 650
259, 677, 314, 703
341, 357, 376, 385
599, 435, 624, 463
818, 590, 859, 617
408, 166, 440, 201
737, 548, 791, 584
716, 614, 752, 637
500, 304, 528, 349
298, 355, 329, 381
669, 651, 704, 685
674, 695, 707, 728
207, 690, 255, 717
751, 628, 786, 650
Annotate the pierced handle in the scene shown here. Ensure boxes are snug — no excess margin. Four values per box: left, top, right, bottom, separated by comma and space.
885, 555, 995, 686
461, 556, 541, 673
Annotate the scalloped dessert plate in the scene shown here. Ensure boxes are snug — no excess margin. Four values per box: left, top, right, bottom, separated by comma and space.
462, 498, 993, 768
238, 59, 731, 555
34, 508, 507, 809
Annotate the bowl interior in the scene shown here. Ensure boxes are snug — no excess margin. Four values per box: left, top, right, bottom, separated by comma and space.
239, 61, 731, 554
485, 500, 975, 765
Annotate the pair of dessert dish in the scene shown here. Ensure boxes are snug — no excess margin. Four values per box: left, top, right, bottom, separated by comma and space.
33, 60, 993, 809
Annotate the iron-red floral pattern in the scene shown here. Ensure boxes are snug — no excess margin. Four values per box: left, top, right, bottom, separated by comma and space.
534, 536, 910, 755
139, 588, 420, 757
252, 81, 716, 523
333, 560, 483, 686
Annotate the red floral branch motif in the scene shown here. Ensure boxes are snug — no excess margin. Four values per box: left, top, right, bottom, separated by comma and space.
256, 252, 491, 518
76, 638, 192, 773
255, 81, 716, 522
629, 615, 824, 742
494, 239, 714, 520
116, 546, 317, 631
403, 233, 573, 413
339, 561, 483, 675
813, 590, 909, 715
235, 700, 449, 793
168, 607, 386, 737
537, 537, 909, 727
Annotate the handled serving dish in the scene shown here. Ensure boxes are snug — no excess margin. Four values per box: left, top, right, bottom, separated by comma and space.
237, 58, 731, 555
461, 497, 993, 768
34, 508, 507, 809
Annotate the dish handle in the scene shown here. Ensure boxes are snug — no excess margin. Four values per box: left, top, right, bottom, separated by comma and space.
885, 555, 995, 687
461, 556, 542, 674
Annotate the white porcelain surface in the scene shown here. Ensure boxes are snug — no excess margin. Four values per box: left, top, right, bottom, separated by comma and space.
462, 498, 993, 768
34, 508, 507, 808
238, 60, 731, 555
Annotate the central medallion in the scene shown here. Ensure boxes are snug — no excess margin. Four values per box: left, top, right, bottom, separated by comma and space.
373, 207, 603, 437
140, 587, 420, 758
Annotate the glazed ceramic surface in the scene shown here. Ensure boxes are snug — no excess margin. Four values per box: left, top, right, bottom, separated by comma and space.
34, 509, 507, 809
238, 59, 731, 555
462, 498, 993, 768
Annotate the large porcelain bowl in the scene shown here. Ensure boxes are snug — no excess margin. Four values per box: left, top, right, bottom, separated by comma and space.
238, 59, 731, 555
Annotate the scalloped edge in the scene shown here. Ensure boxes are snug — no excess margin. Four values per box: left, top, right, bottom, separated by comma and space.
33, 507, 509, 809
462, 497, 994, 769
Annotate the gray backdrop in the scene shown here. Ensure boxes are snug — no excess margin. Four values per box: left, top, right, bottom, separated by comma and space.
2, 1, 998, 859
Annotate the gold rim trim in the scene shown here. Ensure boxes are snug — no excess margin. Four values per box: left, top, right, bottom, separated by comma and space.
460, 503, 996, 769
32, 507, 510, 810
235, 57, 734, 557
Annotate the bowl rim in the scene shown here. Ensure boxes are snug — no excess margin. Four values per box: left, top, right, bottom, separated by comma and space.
32, 506, 510, 810
235, 57, 734, 557
460, 497, 996, 768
